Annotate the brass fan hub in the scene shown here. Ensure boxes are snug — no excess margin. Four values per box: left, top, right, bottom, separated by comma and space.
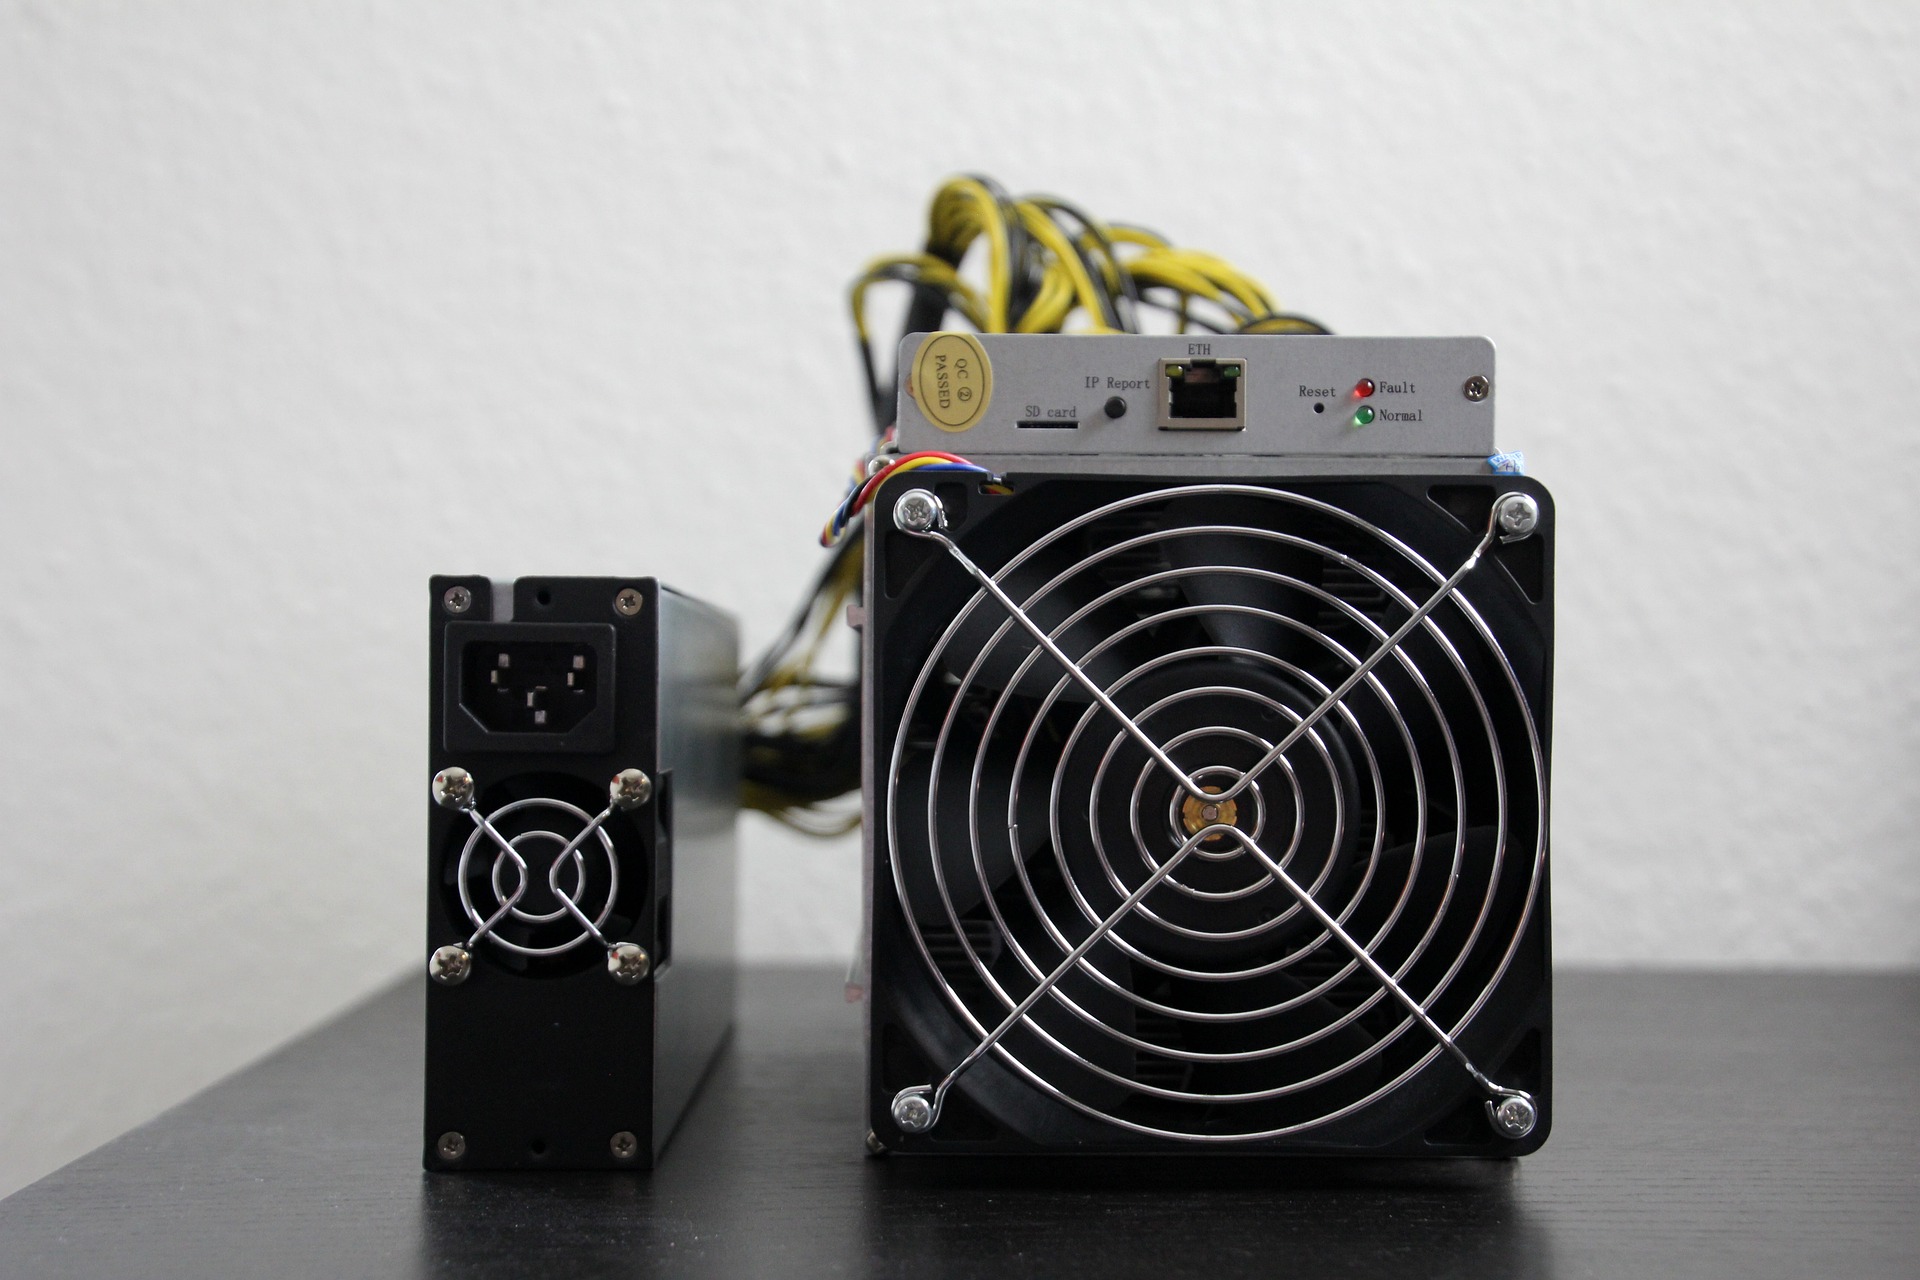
1180, 786, 1239, 843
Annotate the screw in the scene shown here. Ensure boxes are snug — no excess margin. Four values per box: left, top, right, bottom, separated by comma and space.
610, 1131, 639, 1161
893, 489, 944, 534
1463, 375, 1491, 402
1494, 492, 1540, 540
436, 1131, 467, 1162
442, 585, 473, 615
608, 942, 651, 985
431, 766, 476, 811
609, 768, 652, 810
891, 1089, 935, 1133
1103, 395, 1127, 419
428, 945, 472, 986
614, 587, 644, 617
1488, 1093, 1538, 1138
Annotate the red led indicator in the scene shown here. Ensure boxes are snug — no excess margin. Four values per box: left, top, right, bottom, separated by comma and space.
1353, 379, 1376, 399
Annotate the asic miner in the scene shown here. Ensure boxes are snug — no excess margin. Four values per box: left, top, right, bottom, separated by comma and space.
862, 335, 1552, 1155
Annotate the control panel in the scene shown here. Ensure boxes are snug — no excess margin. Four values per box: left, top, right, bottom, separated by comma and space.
893, 334, 1498, 470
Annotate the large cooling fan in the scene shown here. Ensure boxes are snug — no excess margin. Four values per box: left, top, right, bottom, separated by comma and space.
864, 475, 1553, 1154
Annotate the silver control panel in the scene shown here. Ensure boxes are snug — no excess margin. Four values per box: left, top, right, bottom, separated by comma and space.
894, 334, 1500, 476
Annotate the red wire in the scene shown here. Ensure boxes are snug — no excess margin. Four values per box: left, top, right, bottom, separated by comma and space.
849, 451, 976, 517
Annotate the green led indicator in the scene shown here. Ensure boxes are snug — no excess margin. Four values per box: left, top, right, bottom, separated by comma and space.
1222, 364, 1241, 377
1353, 405, 1376, 426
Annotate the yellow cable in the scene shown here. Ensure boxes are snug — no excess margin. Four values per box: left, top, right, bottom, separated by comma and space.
1240, 315, 1324, 335
1013, 201, 1116, 333
928, 178, 1012, 331
1105, 225, 1171, 249
1014, 267, 1076, 333
1165, 249, 1275, 315
1129, 253, 1240, 312
850, 254, 986, 342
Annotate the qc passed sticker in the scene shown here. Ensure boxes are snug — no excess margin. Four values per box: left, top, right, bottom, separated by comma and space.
910, 332, 993, 432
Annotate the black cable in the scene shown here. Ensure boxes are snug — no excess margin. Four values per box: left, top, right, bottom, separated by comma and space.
861, 267, 969, 429
1236, 311, 1334, 336
1132, 293, 1231, 333
1030, 196, 1138, 332
738, 534, 860, 696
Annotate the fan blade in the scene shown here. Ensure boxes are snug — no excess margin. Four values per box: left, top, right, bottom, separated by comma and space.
898, 689, 1081, 921
942, 554, 1167, 703
1160, 495, 1325, 665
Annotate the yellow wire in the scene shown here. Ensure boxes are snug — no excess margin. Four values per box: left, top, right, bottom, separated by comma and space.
1240, 315, 1324, 334
850, 254, 986, 342
758, 547, 861, 698
917, 183, 1277, 337
1013, 202, 1116, 333
1013, 267, 1076, 334
928, 178, 1012, 331
1105, 225, 1171, 249
1128, 253, 1241, 312
1072, 225, 1282, 329
1164, 248, 1276, 315
867, 455, 955, 489
740, 781, 862, 834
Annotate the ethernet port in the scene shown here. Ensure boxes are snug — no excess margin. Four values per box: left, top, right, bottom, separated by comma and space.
461, 640, 599, 733
1157, 357, 1246, 430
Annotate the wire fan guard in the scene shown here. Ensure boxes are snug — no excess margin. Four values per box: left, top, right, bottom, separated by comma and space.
455, 795, 620, 958
884, 483, 1547, 1142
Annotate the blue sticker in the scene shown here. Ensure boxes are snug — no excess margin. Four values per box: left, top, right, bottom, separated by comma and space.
1487, 450, 1526, 475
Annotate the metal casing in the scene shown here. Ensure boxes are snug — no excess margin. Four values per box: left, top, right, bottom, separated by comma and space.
893, 334, 1499, 475
424, 577, 737, 1170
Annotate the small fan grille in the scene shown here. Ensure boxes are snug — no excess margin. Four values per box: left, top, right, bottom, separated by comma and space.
455, 796, 620, 958
885, 483, 1546, 1141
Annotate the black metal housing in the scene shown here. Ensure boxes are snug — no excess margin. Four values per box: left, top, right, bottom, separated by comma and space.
863, 474, 1554, 1156
425, 576, 738, 1170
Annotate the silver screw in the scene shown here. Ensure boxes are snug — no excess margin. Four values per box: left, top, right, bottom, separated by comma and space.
436, 1131, 467, 1162
609, 1131, 639, 1160
609, 768, 652, 810
1494, 492, 1541, 540
431, 767, 476, 811
614, 587, 644, 617
442, 585, 473, 615
1463, 374, 1491, 402
891, 1089, 935, 1133
608, 942, 651, 985
428, 945, 472, 985
1488, 1093, 1538, 1138
893, 488, 944, 534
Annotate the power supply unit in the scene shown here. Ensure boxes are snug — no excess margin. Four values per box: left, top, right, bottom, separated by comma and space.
861, 334, 1552, 1155
423, 576, 738, 1170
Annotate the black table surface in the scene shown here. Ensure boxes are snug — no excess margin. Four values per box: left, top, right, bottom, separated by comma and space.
1, 967, 1915, 1279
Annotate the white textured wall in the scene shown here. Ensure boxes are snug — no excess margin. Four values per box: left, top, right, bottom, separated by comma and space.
1, 0, 1914, 1197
